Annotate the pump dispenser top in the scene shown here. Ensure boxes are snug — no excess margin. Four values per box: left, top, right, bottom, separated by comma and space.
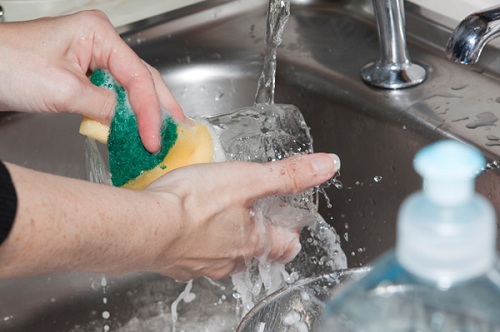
414, 140, 484, 206
397, 140, 496, 285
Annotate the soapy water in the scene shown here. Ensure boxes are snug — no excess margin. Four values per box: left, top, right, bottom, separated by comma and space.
230, 195, 346, 314
69, 276, 240, 332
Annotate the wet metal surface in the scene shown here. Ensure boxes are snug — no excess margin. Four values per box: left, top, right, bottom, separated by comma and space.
1, 0, 500, 330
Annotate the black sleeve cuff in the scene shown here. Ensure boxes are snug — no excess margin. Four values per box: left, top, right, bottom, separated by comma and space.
0, 161, 17, 245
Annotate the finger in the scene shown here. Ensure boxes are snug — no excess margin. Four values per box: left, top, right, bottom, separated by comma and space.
111, 65, 162, 153
70, 81, 116, 124
265, 228, 302, 264
87, 13, 163, 153
145, 62, 185, 121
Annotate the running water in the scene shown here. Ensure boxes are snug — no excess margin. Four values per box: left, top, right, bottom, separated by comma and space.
254, 0, 290, 105
230, 0, 347, 316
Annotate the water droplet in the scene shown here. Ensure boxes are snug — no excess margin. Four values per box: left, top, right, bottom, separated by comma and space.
487, 135, 500, 141
373, 175, 383, 182
215, 91, 224, 101
452, 116, 469, 123
102, 311, 110, 319
466, 112, 498, 129
450, 83, 468, 91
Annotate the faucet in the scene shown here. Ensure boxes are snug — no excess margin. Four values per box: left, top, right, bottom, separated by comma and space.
361, 0, 427, 89
446, 6, 500, 64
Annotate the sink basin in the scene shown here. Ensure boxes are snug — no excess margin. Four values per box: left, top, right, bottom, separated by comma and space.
1, 0, 500, 331
236, 267, 370, 332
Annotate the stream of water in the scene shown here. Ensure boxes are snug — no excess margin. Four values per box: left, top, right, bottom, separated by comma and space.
229, 0, 346, 316
254, 0, 290, 105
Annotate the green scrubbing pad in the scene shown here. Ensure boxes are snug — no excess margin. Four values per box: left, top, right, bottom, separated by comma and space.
90, 69, 178, 187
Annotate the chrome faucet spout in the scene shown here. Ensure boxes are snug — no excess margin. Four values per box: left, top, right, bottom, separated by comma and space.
446, 6, 500, 65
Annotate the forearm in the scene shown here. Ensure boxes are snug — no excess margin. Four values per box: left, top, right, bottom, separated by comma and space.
0, 162, 176, 278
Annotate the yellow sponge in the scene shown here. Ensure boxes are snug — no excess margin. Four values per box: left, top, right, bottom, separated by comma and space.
80, 117, 214, 190
80, 116, 109, 144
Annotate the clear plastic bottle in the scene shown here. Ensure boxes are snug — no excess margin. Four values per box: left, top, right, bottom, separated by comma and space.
321, 140, 500, 331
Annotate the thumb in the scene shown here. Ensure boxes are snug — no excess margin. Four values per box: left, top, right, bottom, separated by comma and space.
247, 153, 341, 201
72, 82, 116, 125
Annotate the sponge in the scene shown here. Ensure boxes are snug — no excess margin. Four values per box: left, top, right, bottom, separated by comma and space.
80, 69, 214, 190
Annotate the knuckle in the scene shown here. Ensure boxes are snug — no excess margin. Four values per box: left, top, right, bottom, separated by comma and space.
280, 162, 302, 194
77, 9, 110, 24
96, 90, 116, 122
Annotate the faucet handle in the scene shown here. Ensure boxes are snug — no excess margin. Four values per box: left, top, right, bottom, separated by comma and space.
361, 0, 426, 89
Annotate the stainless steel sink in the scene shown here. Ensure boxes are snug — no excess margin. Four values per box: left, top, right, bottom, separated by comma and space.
1, 0, 500, 330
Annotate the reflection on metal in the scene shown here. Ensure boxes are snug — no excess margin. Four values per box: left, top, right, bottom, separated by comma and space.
362, 0, 426, 89
446, 5, 500, 64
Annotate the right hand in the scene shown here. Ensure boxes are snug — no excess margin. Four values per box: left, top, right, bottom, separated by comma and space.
145, 153, 340, 281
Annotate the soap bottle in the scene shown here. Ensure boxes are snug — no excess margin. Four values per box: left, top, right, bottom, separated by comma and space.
320, 140, 500, 331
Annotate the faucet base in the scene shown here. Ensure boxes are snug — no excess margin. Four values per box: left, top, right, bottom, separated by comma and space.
361, 61, 427, 89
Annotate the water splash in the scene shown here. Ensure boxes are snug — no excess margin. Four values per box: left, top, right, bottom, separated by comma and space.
171, 280, 196, 332
85, 138, 111, 185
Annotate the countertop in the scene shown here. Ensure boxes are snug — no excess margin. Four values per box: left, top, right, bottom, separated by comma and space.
1, 0, 499, 28
0, 0, 204, 27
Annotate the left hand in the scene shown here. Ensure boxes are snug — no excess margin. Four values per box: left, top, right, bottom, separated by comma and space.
0, 10, 183, 152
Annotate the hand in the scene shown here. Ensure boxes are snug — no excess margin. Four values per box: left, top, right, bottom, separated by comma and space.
0, 10, 182, 152
145, 153, 340, 281
0, 153, 340, 280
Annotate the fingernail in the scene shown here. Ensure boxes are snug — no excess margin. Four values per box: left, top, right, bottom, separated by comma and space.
330, 153, 341, 173
310, 153, 341, 177
146, 132, 161, 153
